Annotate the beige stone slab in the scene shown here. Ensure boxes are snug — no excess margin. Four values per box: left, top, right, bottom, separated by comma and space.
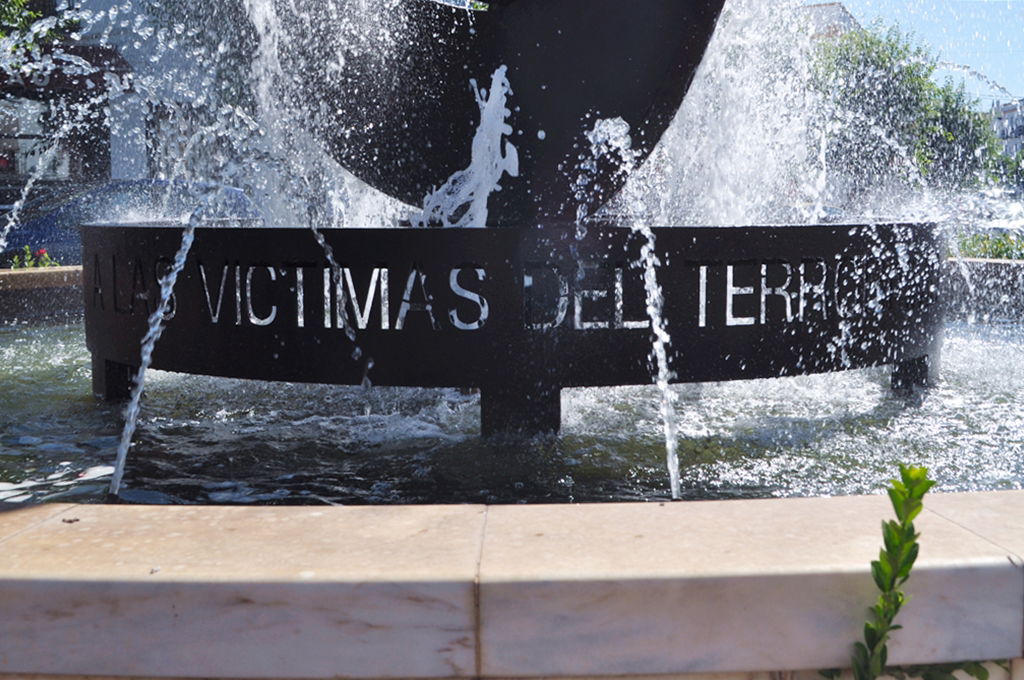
0, 266, 82, 291
480, 496, 1001, 579
0, 503, 76, 542
13, 672, 977, 680
0, 503, 484, 581
478, 496, 1023, 677
0, 504, 486, 679
1013, 657, 1024, 680
926, 490, 1024, 560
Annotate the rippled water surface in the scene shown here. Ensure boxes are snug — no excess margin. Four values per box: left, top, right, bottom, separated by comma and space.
2, 321, 1023, 505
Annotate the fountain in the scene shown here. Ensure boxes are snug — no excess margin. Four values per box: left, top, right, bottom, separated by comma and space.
0, 0, 1018, 506
2, 3, 1024, 678
80, 0, 941, 462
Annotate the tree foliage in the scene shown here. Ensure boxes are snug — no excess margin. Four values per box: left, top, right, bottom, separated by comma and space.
918, 79, 1003, 189
0, 0, 39, 39
1, 0, 75, 56
813, 25, 1004, 201
991, 149, 1024, 194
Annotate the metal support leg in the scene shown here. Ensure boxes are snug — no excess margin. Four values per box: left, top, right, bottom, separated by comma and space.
891, 356, 933, 394
92, 356, 138, 401
480, 384, 561, 436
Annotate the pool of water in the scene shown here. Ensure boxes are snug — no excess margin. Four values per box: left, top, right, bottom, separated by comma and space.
2, 320, 1023, 505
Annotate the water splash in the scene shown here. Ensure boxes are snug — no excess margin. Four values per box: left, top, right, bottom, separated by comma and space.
578, 117, 682, 499
939, 61, 1016, 100
0, 90, 109, 253
237, 0, 412, 228
426, 0, 491, 10
574, 117, 638, 231
613, 0, 821, 226
413, 65, 519, 228
610, 0, 1018, 231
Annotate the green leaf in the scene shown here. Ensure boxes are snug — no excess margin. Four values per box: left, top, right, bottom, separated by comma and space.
871, 559, 891, 591
883, 520, 903, 554
921, 671, 958, 680
863, 623, 880, 648
888, 593, 905, 617
903, 500, 924, 523
896, 543, 920, 583
853, 643, 870, 680
888, 487, 907, 519
962, 661, 990, 680
870, 650, 886, 678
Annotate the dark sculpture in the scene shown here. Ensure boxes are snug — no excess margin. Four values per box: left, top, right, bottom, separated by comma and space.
82, 0, 943, 436
280, 0, 725, 223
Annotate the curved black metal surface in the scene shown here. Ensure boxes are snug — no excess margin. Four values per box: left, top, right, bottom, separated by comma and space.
82, 222, 943, 434
280, 0, 726, 223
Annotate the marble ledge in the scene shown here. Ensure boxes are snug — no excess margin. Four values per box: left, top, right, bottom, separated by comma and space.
1, 492, 1024, 680
477, 495, 1024, 676
0, 667, 1022, 680
0, 503, 76, 541
0, 504, 485, 679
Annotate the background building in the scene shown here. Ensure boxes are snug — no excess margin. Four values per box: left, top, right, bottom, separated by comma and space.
991, 100, 1024, 159
0, 0, 140, 204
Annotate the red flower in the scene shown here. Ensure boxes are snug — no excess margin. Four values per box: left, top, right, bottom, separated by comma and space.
36, 249, 46, 256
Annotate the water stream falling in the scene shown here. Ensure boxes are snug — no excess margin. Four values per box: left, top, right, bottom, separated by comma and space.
108, 221, 195, 496
939, 61, 1016, 100
575, 117, 683, 499
634, 229, 681, 499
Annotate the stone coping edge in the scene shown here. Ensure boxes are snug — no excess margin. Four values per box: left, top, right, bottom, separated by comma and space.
0, 265, 82, 291
1, 491, 1023, 679
0, 266, 83, 323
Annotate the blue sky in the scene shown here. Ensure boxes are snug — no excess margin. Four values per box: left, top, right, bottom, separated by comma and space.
833, 0, 1024, 107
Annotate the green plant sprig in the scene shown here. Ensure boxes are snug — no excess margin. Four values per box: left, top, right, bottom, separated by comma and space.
853, 464, 936, 680
824, 467, 1000, 680
10, 245, 59, 269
